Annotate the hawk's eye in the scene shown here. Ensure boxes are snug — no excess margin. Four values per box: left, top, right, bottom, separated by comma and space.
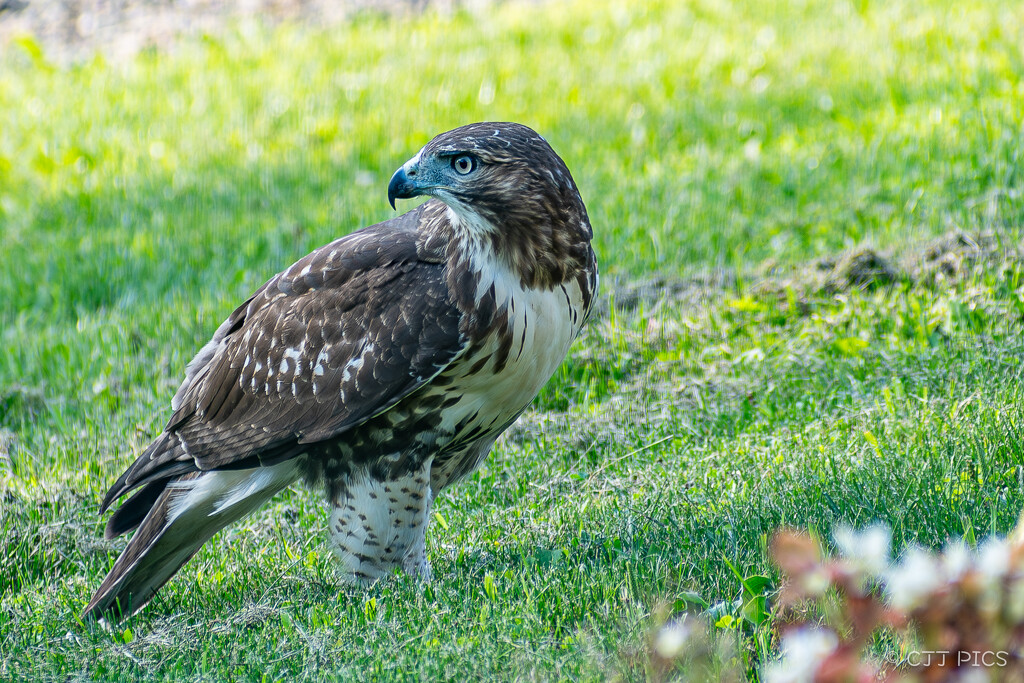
451, 155, 477, 175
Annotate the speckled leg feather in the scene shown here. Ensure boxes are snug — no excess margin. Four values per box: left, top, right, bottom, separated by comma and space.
328, 457, 434, 583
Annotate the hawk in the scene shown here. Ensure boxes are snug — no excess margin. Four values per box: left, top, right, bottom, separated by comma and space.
84, 122, 598, 621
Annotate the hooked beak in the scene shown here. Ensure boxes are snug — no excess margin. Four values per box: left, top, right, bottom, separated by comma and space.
387, 164, 421, 210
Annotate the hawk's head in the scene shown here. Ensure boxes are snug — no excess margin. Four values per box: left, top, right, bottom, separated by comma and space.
388, 122, 592, 287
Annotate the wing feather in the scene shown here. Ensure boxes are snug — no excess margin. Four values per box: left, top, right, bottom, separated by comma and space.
103, 203, 465, 507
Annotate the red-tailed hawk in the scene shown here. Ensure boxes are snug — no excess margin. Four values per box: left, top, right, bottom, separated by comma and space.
85, 122, 598, 621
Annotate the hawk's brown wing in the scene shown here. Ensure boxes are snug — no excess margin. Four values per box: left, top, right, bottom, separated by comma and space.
101, 204, 465, 513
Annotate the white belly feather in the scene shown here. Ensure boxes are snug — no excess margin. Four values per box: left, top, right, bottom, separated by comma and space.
436, 262, 586, 437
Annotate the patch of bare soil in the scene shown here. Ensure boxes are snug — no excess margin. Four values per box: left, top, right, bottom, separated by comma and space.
604, 230, 1021, 318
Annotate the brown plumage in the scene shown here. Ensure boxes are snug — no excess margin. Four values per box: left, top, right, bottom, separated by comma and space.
85, 122, 598, 622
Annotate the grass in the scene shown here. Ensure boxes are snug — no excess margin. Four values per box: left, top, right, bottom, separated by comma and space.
1, 0, 1023, 679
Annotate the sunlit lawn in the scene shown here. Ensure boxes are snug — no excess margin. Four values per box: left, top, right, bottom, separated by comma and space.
2, 0, 1023, 679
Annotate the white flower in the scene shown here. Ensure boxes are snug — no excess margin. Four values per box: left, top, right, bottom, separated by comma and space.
885, 546, 943, 611
942, 539, 971, 582
833, 524, 891, 576
977, 537, 1011, 581
977, 537, 1013, 617
653, 617, 692, 659
957, 669, 992, 683
800, 566, 832, 597
762, 627, 838, 683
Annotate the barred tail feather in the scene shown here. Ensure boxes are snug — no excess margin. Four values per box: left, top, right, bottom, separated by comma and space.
84, 460, 301, 622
